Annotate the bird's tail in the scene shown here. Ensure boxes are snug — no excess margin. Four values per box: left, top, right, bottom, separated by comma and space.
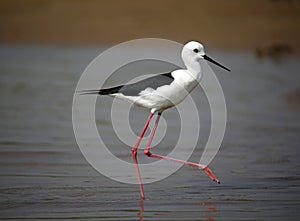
79, 85, 124, 95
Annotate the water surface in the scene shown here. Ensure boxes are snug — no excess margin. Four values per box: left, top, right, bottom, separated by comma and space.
0, 45, 299, 220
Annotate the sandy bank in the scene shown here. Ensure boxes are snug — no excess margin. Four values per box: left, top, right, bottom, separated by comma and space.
0, 0, 300, 53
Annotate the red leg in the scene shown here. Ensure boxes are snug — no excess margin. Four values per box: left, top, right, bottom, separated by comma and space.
132, 112, 154, 199
144, 112, 161, 155
143, 112, 220, 184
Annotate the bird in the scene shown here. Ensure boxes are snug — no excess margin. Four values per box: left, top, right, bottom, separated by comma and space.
81, 41, 230, 199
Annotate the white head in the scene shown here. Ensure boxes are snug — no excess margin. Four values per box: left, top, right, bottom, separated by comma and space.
181, 41, 230, 72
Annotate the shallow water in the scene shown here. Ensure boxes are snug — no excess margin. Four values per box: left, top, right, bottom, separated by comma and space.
0, 45, 299, 220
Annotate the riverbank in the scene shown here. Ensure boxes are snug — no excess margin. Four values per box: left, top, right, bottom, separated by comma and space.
0, 0, 300, 54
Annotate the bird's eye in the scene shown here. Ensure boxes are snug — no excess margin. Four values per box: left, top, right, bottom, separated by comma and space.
193, 49, 199, 53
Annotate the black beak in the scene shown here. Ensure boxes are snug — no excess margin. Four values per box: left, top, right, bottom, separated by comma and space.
203, 55, 230, 72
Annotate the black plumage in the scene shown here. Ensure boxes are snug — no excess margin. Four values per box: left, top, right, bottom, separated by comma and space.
81, 73, 174, 96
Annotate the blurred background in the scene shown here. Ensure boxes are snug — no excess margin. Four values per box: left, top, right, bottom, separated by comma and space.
0, 0, 300, 220
1, 0, 300, 52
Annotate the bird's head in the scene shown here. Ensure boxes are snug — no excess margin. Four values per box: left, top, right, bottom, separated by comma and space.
182, 41, 230, 72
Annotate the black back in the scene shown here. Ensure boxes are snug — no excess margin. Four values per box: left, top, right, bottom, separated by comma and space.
82, 73, 174, 96
117, 73, 174, 96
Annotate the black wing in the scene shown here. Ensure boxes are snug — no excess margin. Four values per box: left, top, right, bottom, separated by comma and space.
81, 73, 174, 96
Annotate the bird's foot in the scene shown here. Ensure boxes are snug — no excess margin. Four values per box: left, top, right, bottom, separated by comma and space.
202, 166, 220, 184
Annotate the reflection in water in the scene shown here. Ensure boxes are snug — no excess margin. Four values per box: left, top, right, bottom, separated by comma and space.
200, 202, 217, 221
137, 199, 144, 221
136, 198, 217, 221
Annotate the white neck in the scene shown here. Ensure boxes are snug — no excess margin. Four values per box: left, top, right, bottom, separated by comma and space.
184, 59, 202, 81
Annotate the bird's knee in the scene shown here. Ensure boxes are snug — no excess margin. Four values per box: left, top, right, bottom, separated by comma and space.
144, 148, 152, 157
132, 148, 137, 157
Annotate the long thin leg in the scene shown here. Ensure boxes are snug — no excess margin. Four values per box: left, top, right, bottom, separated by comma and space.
132, 112, 154, 199
143, 112, 220, 184
144, 112, 161, 155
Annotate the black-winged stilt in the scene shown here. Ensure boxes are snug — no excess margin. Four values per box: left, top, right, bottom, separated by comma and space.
82, 41, 230, 199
